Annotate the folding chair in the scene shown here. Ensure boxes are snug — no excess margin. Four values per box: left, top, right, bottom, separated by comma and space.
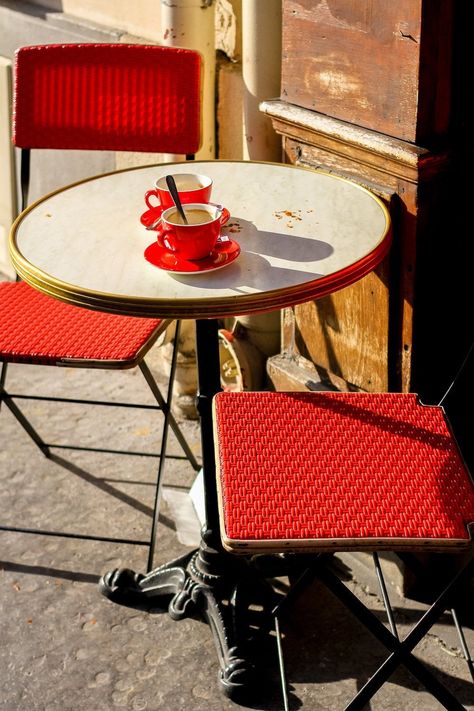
213, 344, 474, 709
0, 43, 202, 570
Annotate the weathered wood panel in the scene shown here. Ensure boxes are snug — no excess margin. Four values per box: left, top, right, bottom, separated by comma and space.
262, 100, 456, 395
293, 267, 390, 392
281, 0, 453, 143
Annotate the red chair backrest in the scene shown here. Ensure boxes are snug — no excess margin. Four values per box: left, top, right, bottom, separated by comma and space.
12, 43, 202, 155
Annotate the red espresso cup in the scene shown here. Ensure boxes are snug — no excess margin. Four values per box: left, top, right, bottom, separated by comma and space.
145, 174, 212, 212
156, 203, 227, 261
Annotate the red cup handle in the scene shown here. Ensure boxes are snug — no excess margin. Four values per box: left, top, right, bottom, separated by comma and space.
206, 203, 230, 225
219, 207, 231, 225
156, 223, 177, 252
145, 189, 161, 210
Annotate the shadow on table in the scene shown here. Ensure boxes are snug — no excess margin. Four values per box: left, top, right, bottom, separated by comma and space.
173, 217, 334, 293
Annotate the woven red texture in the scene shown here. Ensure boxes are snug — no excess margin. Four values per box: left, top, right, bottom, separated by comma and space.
214, 391, 474, 549
0, 281, 162, 365
13, 44, 202, 154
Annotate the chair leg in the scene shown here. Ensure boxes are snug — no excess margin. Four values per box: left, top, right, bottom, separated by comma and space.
274, 555, 473, 711
451, 607, 474, 681
396, 552, 474, 681
0, 381, 51, 457
139, 360, 200, 472
374, 553, 474, 683
1, 324, 200, 559
146, 320, 183, 572
0, 360, 7, 389
274, 613, 290, 711
372, 552, 399, 639
316, 557, 473, 711
272, 563, 322, 711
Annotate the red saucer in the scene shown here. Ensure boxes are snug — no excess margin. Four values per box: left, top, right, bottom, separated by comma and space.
144, 235, 240, 275
140, 207, 163, 228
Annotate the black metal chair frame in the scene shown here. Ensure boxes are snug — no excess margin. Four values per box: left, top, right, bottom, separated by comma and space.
272, 551, 473, 710
271, 343, 474, 710
1, 58, 201, 572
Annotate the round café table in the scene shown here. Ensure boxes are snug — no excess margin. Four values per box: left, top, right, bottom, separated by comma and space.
10, 159, 391, 697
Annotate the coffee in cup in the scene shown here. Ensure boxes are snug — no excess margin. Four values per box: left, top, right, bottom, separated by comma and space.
145, 174, 212, 212
167, 207, 214, 226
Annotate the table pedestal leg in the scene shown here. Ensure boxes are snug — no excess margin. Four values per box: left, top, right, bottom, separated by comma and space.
99, 319, 276, 698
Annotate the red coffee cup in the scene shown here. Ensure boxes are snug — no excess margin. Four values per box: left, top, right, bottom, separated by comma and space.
156, 203, 228, 261
145, 174, 212, 212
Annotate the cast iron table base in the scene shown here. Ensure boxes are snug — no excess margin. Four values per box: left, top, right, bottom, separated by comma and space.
99, 319, 284, 698
99, 535, 280, 698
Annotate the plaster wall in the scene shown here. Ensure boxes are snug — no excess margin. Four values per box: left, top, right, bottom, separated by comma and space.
33, 0, 163, 41
26, 0, 242, 56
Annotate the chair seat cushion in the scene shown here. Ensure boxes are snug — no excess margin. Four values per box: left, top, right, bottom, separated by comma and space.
0, 281, 164, 366
213, 391, 474, 553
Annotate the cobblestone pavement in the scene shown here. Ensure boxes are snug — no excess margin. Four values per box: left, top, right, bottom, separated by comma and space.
1, 343, 473, 710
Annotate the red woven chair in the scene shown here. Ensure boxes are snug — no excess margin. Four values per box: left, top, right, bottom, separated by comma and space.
213, 345, 474, 709
0, 43, 202, 570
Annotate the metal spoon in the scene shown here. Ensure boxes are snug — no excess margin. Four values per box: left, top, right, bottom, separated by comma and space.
166, 174, 188, 225
146, 215, 163, 231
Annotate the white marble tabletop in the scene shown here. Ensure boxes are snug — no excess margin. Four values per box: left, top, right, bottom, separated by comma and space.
10, 160, 391, 319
